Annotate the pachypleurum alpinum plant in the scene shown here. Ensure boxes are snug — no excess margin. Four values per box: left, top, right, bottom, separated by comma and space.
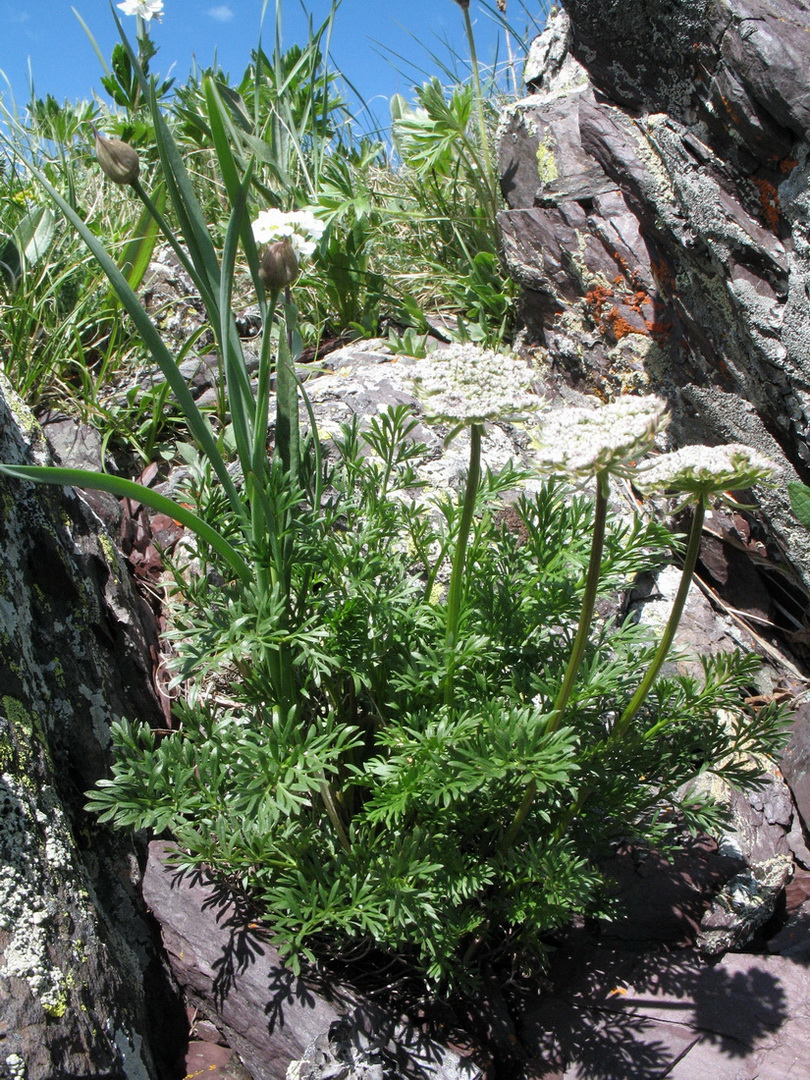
0, 9, 790, 996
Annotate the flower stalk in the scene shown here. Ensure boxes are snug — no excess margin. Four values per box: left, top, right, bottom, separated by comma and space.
546, 469, 610, 733
613, 499, 705, 741
454, 0, 497, 206
444, 422, 483, 707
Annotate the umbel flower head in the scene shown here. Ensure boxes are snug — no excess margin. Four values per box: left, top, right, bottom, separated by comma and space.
93, 127, 140, 186
411, 344, 540, 437
252, 208, 325, 259
532, 395, 669, 479
117, 0, 164, 19
635, 443, 776, 507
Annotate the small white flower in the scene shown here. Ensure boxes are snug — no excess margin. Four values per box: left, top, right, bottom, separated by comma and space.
532, 395, 669, 479
117, 0, 164, 20
251, 207, 325, 259
635, 443, 775, 504
411, 344, 540, 432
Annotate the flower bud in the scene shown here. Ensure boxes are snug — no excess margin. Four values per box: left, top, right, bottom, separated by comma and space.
259, 237, 299, 292
93, 128, 140, 186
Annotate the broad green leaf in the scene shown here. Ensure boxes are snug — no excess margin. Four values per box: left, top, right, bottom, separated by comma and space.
788, 481, 810, 528
14, 205, 55, 268
0, 237, 21, 289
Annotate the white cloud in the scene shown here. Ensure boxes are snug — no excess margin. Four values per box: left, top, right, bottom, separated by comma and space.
207, 4, 233, 21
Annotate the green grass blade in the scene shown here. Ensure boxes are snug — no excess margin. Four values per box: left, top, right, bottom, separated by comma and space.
72, 7, 112, 76
0, 463, 252, 585
106, 8, 222, 315
147, 81, 223, 304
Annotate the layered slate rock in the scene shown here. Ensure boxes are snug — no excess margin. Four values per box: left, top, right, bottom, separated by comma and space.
0, 378, 184, 1079
497, 0, 810, 585
143, 842, 482, 1080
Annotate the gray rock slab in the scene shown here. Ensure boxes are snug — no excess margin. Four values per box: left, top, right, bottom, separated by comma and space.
522, 943, 810, 1079
782, 701, 810, 837
0, 377, 179, 1077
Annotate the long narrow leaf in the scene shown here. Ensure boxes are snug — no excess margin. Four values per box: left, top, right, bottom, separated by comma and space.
219, 177, 258, 483
107, 7, 222, 316
117, 184, 165, 291
23, 158, 246, 526
0, 463, 252, 585
147, 81, 222, 303
203, 78, 264, 298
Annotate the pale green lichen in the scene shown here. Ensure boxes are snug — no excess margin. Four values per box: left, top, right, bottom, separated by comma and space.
0, 861, 67, 1017
0, 766, 78, 1018
2, 696, 32, 739
0, 370, 40, 440
1, 697, 50, 775
97, 532, 121, 581
41, 988, 69, 1018
536, 137, 559, 185
4, 1053, 26, 1080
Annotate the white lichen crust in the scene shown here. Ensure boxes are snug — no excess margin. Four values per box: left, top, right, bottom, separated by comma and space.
0, 772, 72, 1018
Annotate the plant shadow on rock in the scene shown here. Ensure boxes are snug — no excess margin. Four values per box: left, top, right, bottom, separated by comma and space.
520, 939, 793, 1079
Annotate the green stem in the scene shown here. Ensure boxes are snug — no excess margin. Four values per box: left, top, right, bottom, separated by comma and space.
551, 500, 706, 842
461, 4, 496, 208
443, 423, 482, 709
275, 288, 300, 485
613, 499, 706, 741
546, 470, 610, 735
504, 470, 610, 849
253, 290, 279, 476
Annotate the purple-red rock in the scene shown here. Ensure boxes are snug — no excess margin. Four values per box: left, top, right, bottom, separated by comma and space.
143, 842, 483, 1080
497, 1, 810, 584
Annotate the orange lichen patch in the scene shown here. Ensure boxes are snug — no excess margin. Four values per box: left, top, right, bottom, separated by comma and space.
651, 258, 677, 295
585, 283, 614, 327
609, 253, 646, 293
586, 281, 656, 341
777, 157, 798, 174
624, 289, 654, 316
753, 177, 781, 230
645, 318, 673, 344
605, 306, 648, 340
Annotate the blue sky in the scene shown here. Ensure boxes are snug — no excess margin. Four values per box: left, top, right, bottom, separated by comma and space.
0, 1, 549, 130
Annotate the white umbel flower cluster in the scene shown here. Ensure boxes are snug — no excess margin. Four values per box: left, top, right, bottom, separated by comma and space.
635, 443, 775, 502
251, 208, 325, 258
117, 0, 164, 20
412, 345, 540, 431
532, 395, 669, 478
